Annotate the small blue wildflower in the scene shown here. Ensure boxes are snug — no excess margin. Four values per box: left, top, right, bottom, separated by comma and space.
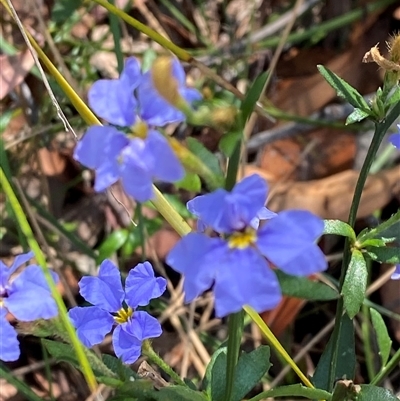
0, 251, 59, 362
69, 260, 166, 364
388, 124, 400, 149
392, 265, 400, 280
74, 56, 200, 201
167, 174, 327, 317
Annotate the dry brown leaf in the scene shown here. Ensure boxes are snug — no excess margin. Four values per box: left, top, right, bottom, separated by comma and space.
0, 50, 35, 100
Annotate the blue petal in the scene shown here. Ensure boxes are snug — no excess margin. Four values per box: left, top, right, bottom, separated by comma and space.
123, 311, 162, 340
74, 126, 129, 169
120, 139, 154, 202
112, 324, 142, 364
167, 233, 223, 302
257, 210, 327, 275
119, 57, 142, 89
88, 78, 137, 127
146, 130, 184, 182
179, 87, 202, 104
389, 133, 400, 149
0, 251, 34, 290
137, 71, 185, 126
5, 266, 58, 320
69, 306, 114, 348
79, 260, 124, 313
93, 159, 122, 192
0, 309, 20, 362
125, 261, 166, 308
249, 207, 277, 229
213, 247, 281, 317
391, 265, 400, 280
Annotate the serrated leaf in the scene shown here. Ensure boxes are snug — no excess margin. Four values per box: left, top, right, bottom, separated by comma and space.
346, 108, 370, 124
241, 71, 269, 124
186, 137, 223, 178
370, 308, 392, 367
365, 246, 400, 264
276, 270, 339, 301
342, 250, 368, 318
219, 131, 242, 158
324, 219, 356, 241
175, 171, 201, 192
358, 384, 399, 401
313, 314, 355, 391
317, 65, 370, 111
96, 229, 129, 264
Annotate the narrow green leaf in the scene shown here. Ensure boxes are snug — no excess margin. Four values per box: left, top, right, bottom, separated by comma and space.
358, 210, 400, 242
96, 229, 129, 263
345, 108, 370, 124
386, 85, 400, 106
358, 384, 399, 401
365, 246, 400, 264
317, 65, 370, 111
240, 71, 269, 124
342, 250, 368, 318
102, 354, 138, 381
370, 308, 392, 367
219, 131, 242, 158
276, 270, 339, 301
186, 137, 224, 178
175, 171, 201, 192
154, 386, 209, 401
0, 109, 14, 134
313, 314, 355, 391
248, 384, 332, 401
324, 219, 356, 241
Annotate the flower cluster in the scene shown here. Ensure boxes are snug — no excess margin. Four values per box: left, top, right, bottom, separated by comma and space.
167, 174, 327, 317
74, 57, 201, 202
389, 124, 400, 149
0, 252, 58, 362
69, 259, 166, 364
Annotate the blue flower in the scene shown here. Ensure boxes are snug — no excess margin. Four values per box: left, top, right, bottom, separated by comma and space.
68, 260, 166, 364
0, 251, 59, 362
74, 56, 201, 201
167, 174, 327, 317
392, 265, 400, 280
389, 125, 400, 149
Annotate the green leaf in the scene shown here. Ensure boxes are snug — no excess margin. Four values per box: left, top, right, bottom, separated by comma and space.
342, 250, 368, 318
313, 314, 355, 391
358, 384, 399, 401
365, 246, 400, 264
370, 308, 392, 367
219, 131, 242, 158
203, 346, 272, 401
317, 65, 370, 111
175, 171, 201, 192
0, 109, 14, 134
323, 220, 356, 241
96, 229, 129, 264
186, 137, 224, 178
102, 354, 138, 382
345, 108, 370, 124
51, 0, 81, 23
247, 384, 332, 400
108, 380, 157, 401
240, 71, 269, 124
386, 85, 400, 106
358, 210, 400, 243
154, 386, 209, 401
276, 270, 339, 301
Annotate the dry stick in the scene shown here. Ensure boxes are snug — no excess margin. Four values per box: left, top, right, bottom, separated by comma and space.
3, 0, 77, 139
240, 0, 305, 178
13, 178, 77, 307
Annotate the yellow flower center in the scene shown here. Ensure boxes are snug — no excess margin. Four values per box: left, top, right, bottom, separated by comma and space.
228, 227, 257, 249
114, 306, 133, 324
131, 120, 148, 139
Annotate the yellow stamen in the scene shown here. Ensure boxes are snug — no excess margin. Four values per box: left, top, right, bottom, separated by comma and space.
228, 227, 257, 249
114, 306, 133, 324
132, 120, 148, 139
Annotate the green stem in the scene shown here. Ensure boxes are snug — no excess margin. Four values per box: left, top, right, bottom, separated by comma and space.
108, 0, 124, 73
361, 305, 376, 381
0, 167, 97, 391
225, 141, 241, 191
224, 311, 244, 401
141, 340, 186, 386
371, 347, 400, 385
327, 101, 400, 390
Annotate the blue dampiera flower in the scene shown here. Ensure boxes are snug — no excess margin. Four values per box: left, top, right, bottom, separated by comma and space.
0, 251, 59, 362
74, 57, 200, 201
167, 174, 327, 317
392, 265, 400, 280
388, 124, 400, 149
69, 260, 166, 364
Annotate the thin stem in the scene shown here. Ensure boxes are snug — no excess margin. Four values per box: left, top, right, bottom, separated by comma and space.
327, 101, 400, 390
141, 340, 187, 386
371, 347, 400, 385
224, 311, 244, 401
225, 141, 241, 191
0, 167, 97, 392
108, 0, 124, 73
